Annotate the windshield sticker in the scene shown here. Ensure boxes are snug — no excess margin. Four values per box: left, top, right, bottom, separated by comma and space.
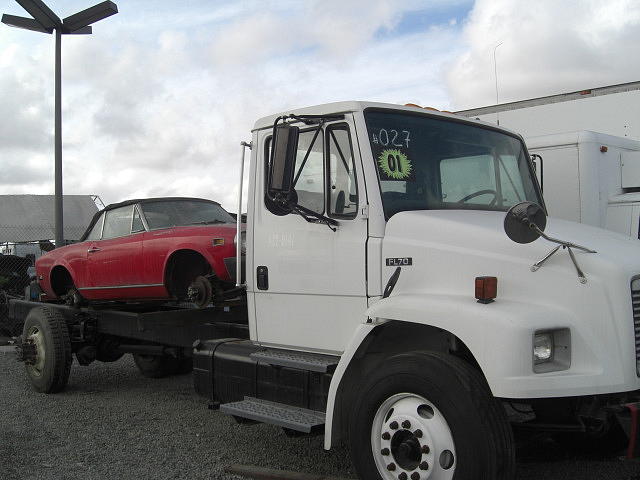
378, 149, 413, 180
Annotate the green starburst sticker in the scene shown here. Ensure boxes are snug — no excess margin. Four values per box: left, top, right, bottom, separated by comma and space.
378, 149, 412, 180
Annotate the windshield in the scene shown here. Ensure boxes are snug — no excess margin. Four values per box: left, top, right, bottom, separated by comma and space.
141, 200, 234, 229
365, 110, 542, 219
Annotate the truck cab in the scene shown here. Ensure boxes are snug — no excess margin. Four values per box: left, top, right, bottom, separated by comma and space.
231, 102, 640, 479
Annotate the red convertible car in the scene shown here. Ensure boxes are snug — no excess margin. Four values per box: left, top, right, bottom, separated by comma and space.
36, 197, 244, 307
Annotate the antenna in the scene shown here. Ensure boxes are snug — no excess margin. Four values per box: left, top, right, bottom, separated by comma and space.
493, 41, 503, 126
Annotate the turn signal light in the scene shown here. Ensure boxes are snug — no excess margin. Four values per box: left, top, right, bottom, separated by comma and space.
475, 276, 497, 304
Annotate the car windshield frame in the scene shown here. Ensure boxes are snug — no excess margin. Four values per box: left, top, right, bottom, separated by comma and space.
364, 108, 544, 220
139, 199, 235, 230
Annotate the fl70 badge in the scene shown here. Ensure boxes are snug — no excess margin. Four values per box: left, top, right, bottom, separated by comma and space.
386, 257, 413, 267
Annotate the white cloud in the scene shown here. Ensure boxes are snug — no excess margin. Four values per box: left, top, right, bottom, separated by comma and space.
1, 0, 463, 213
447, 0, 640, 109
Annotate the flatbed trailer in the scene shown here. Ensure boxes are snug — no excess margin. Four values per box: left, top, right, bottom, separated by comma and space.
10, 299, 248, 378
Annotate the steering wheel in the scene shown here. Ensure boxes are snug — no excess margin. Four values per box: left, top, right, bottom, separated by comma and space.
456, 189, 499, 206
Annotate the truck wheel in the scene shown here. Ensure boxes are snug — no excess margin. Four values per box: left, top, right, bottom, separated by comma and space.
132, 354, 178, 378
22, 306, 72, 393
348, 351, 515, 480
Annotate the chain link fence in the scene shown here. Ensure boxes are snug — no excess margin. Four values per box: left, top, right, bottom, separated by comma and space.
0, 241, 51, 336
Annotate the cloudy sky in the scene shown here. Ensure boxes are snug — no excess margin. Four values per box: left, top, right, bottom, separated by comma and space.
1, 0, 639, 213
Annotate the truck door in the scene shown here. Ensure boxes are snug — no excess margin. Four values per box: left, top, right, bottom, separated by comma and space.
252, 117, 368, 353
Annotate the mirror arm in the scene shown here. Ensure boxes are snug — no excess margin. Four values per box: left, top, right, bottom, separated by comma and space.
530, 224, 596, 253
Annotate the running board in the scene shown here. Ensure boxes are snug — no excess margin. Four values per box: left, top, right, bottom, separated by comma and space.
250, 348, 339, 373
220, 397, 325, 433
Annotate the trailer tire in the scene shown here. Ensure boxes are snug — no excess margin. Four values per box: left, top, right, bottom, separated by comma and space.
348, 351, 515, 480
22, 306, 72, 393
132, 353, 178, 378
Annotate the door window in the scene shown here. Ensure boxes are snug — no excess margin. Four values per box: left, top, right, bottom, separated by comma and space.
102, 206, 134, 239
85, 213, 104, 240
131, 206, 145, 233
292, 129, 325, 214
327, 125, 358, 218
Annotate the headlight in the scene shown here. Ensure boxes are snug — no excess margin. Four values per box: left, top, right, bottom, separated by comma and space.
533, 333, 553, 364
532, 328, 571, 373
632, 277, 640, 291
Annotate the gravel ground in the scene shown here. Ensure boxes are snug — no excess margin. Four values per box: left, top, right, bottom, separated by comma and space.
1, 345, 639, 480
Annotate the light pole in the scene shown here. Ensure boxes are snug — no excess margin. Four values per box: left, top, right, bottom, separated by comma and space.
2, 0, 118, 247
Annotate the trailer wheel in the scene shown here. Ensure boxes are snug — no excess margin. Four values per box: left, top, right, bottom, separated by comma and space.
132, 354, 178, 378
22, 306, 72, 393
348, 351, 515, 480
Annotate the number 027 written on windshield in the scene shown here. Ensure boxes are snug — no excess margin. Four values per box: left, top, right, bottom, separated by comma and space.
372, 129, 410, 148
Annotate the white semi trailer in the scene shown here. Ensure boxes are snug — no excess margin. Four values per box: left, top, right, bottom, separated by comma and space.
11, 102, 640, 480
527, 131, 640, 239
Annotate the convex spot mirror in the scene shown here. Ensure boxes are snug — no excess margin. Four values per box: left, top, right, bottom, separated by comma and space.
504, 201, 547, 244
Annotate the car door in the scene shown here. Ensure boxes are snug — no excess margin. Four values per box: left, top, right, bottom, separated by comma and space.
85, 204, 144, 297
252, 118, 369, 353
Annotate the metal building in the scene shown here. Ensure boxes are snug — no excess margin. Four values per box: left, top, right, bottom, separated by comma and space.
456, 81, 640, 140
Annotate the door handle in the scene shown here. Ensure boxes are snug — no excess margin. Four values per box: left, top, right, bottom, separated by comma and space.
87, 247, 101, 253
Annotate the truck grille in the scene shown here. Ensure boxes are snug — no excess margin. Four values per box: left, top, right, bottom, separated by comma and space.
633, 278, 640, 376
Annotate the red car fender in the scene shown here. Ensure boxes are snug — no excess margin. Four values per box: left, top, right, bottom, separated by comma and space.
41, 258, 79, 299
161, 240, 232, 283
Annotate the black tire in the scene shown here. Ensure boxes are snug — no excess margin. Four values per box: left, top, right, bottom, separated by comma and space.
22, 306, 72, 393
554, 415, 629, 455
348, 351, 515, 480
132, 353, 178, 378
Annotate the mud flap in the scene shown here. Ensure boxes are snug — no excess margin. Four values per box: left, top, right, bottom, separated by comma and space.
615, 402, 640, 459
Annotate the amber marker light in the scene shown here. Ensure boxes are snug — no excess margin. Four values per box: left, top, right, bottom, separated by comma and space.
475, 276, 497, 304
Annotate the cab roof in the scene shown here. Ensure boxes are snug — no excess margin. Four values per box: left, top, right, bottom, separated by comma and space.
252, 100, 523, 138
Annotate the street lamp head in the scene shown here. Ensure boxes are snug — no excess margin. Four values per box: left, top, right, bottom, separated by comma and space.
63, 1, 118, 32
16, 0, 60, 30
1, 13, 52, 33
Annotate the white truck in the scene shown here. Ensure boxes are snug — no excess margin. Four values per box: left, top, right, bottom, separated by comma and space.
10, 102, 640, 480
527, 131, 640, 239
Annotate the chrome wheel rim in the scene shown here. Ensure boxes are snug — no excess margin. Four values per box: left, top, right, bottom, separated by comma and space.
371, 393, 456, 480
25, 326, 46, 377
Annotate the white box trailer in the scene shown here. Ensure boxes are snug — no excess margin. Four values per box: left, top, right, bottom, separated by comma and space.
527, 130, 640, 239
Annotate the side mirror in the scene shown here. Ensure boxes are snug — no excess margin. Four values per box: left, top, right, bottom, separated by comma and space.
504, 201, 547, 244
268, 124, 299, 197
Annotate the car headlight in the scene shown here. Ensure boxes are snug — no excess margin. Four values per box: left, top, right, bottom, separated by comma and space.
631, 277, 640, 291
234, 231, 246, 254
533, 328, 571, 373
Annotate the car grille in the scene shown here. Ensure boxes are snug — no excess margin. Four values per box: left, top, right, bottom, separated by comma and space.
633, 279, 640, 376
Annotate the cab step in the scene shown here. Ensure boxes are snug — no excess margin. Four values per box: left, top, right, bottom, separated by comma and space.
250, 348, 339, 373
220, 397, 325, 433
